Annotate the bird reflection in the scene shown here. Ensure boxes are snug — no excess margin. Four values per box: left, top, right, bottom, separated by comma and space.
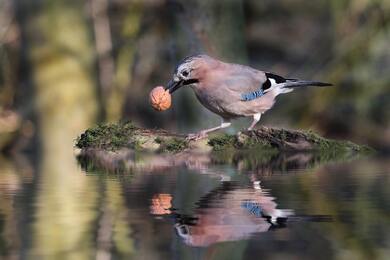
79, 147, 334, 248
150, 181, 294, 247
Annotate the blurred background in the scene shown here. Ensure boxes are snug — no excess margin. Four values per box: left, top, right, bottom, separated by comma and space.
0, 0, 389, 259
0, 0, 389, 154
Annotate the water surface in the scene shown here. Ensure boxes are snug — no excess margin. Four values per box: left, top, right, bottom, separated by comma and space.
0, 153, 388, 259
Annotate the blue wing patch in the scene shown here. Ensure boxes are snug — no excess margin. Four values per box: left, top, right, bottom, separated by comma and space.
241, 201, 263, 217
241, 88, 264, 101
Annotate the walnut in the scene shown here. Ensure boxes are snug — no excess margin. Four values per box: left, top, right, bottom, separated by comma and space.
149, 86, 171, 111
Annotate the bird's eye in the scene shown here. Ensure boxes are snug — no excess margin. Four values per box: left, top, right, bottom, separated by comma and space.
181, 70, 189, 77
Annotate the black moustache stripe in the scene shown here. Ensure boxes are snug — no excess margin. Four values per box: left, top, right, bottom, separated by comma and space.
183, 79, 199, 85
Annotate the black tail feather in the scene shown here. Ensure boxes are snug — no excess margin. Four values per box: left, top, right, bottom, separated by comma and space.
284, 80, 333, 88
264, 73, 333, 90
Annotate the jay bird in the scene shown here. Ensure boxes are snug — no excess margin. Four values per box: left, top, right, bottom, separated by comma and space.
165, 55, 332, 140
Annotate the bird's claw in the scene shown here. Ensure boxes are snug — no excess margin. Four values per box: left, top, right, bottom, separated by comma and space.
186, 131, 208, 141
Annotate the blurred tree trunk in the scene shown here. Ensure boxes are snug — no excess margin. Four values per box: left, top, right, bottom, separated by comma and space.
0, 0, 18, 109
14, 0, 100, 258
107, 0, 142, 122
89, 0, 115, 121
184, 0, 248, 63
95, 179, 135, 259
0, 156, 32, 258
0, 0, 28, 152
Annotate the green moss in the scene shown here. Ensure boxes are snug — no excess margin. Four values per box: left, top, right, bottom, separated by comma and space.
76, 122, 373, 159
237, 132, 275, 150
305, 131, 374, 155
155, 137, 188, 153
208, 132, 277, 152
76, 121, 137, 150
206, 129, 373, 165
208, 134, 237, 151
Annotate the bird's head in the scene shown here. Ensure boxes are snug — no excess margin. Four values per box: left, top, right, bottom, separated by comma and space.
165, 54, 212, 94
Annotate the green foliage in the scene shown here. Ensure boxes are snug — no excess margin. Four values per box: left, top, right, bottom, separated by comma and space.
76, 121, 137, 150
208, 132, 278, 152
305, 130, 374, 155
208, 134, 237, 151
155, 137, 188, 153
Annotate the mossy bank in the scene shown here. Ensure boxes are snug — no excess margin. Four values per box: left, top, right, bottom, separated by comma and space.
76, 121, 373, 156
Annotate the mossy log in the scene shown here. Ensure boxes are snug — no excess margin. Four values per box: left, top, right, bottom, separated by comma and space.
75, 122, 373, 174
76, 121, 372, 154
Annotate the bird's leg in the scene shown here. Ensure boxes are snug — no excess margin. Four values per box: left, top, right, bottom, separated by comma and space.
186, 120, 231, 141
247, 113, 261, 131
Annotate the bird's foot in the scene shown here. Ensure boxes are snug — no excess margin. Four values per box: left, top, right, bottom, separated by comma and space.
240, 127, 253, 132
186, 131, 208, 141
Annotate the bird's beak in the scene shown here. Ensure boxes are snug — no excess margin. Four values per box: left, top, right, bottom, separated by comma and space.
165, 78, 183, 94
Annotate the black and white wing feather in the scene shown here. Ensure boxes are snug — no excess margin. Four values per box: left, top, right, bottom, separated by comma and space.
241, 72, 332, 101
